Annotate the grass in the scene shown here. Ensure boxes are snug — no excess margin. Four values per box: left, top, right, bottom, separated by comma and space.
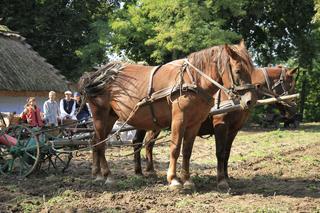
46, 189, 81, 209
116, 175, 149, 190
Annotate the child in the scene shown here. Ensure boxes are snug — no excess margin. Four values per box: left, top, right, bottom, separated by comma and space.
43, 91, 60, 126
20, 97, 44, 127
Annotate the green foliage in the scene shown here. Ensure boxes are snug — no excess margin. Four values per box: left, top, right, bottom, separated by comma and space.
1, 0, 320, 120
109, 0, 243, 64
314, 0, 320, 22
0, 0, 115, 80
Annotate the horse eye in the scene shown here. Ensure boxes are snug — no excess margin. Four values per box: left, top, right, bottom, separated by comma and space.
234, 69, 241, 74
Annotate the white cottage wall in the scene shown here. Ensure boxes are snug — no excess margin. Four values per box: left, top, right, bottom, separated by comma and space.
0, 96, 47, 113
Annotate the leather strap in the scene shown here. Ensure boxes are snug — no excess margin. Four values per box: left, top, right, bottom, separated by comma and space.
147, 65, 162, 97
261, 68, 272, 91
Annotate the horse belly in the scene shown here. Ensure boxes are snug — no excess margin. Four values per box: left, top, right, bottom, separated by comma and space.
114, 98, 172, 130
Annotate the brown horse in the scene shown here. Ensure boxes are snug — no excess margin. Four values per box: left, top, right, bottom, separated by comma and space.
79, 41, 256, 189
132, 65, 298, 190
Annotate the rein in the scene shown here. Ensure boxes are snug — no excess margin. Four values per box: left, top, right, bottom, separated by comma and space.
183, 58, 255, 100
183, 59, 237, 99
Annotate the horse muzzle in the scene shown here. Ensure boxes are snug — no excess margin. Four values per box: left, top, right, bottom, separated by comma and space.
240, 90, 257, 109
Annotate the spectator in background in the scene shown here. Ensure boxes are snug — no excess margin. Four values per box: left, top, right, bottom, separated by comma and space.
43, 91, 60, 126
20, 97, 44, 127
60, 90, 76, 121
74, 92, 91, 121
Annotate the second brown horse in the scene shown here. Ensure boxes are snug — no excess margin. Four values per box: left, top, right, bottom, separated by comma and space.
132, 65, 298, 190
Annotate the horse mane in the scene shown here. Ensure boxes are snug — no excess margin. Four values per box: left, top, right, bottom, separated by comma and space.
78, 62, 125, 97
187, 44, 254, 77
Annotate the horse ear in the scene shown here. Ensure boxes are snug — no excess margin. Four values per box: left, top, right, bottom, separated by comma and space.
287, 67, 299, 76
239, 39, 246, 48
224, 44, 239, 59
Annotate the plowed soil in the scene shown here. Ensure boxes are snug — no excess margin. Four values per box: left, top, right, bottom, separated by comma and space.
1, 123, 319, 212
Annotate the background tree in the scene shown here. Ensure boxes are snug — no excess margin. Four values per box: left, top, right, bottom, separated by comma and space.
0, 0, 116, 80
109, 0, 245, 64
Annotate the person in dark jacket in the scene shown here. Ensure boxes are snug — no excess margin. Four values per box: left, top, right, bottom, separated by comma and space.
74, 92, 91, 121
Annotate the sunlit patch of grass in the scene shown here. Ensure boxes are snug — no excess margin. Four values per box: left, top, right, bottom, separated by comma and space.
46, 189, 81, 208
6, 194, 42, 213
20, 199, 42, 213
116, 175, 148, 190
175, 197, 194, 208
222, 203, 290, 213
4, 184, 19, 193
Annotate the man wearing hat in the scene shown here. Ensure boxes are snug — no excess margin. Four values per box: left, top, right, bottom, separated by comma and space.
60, 90, 76, 121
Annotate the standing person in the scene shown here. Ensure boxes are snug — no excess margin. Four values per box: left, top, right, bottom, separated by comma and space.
74, 92, 91, 121
20, 97, 44, 127
60, 90, 76, 121
43, 91, 60, 126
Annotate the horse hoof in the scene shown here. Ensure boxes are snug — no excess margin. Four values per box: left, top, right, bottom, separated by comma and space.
217, 180, 231, 193
169, 179, 183, 191
105, 176, 115, 185
183, 180, 196, 191
94, 175, 105, 182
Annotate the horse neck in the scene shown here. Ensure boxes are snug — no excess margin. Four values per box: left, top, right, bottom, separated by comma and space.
192, 64, 221, 96
252, 67, 282, 88
187, 48, 224, 96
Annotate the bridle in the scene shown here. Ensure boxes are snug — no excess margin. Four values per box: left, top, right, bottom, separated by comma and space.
260, 67, 292, 97
225, 62, 255, 96
183, 53, 255, 101
260, 67, 296, 107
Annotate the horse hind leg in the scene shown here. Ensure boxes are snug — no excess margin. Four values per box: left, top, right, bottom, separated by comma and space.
145, 130, 160, 173
133, 129, 146, 175
100, 113, 118, 184
92, 108, 117, 183
213, 123, 230, 192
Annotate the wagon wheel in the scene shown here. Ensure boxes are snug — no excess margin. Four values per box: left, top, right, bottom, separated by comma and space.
0, 125, 40, 177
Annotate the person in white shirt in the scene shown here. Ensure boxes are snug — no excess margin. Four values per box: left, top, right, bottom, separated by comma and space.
43, 91, 60, 126
60, 90, 76, 121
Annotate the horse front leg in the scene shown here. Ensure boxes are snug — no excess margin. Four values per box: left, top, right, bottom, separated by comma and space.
180, 124, 200, 190
167, 116, 184, 189
145, 130, 160, 173
213, 122, 230, 192
223, 130, 238, 179
98, 114, 118, 184
133, 129, 146, 175
92, 135, 102, 181
91, 107, 117, 183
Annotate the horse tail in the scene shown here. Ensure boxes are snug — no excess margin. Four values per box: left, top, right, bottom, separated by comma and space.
78, 62, 124, 98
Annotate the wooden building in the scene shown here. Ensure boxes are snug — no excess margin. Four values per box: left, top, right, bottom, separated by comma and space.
0, 26, 70, 113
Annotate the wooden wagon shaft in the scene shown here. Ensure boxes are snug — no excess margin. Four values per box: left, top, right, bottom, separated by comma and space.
256, 93, 299, 106
50, 139, 134, 147
63, 126, 136, 134
49, 140, 91, 147
210, 93, 299, 115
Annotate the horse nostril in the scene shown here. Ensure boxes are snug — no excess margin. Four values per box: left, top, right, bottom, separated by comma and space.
255, 84, 261, 89
246, 100, 252, 107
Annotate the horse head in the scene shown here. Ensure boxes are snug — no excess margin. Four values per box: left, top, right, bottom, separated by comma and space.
274, 66, 299, 122
252, 65, 299, 123
220, 40, 257, 109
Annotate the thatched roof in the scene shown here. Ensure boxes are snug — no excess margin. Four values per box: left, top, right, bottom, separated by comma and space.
0, 27, 70, 94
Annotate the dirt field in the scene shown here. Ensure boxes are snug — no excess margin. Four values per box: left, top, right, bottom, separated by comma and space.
1, 123, 320, 212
